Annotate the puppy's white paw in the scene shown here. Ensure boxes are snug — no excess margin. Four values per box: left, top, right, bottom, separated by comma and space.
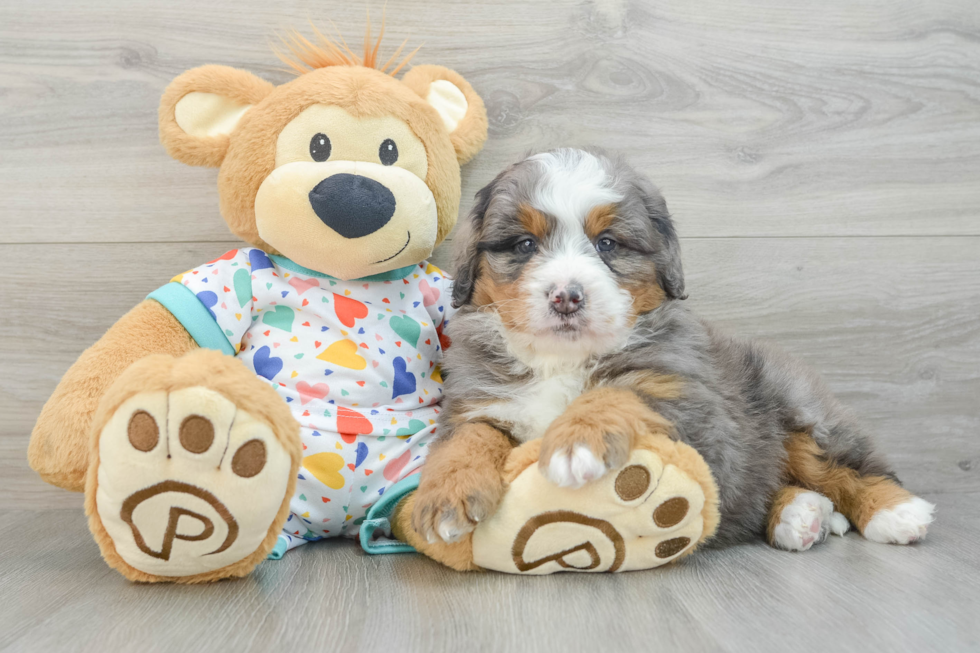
863, 497, 935, 544
772, 491, 834, 552
829, 511, 851, 536
546, 444, 608, 489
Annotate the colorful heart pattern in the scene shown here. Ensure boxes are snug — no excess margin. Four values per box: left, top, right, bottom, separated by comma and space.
253, 346, 282, 380
389, 315, 421, 348
296, 381, 330, 405
303, 452, 346, 489
317, 339, 366, 370
262, 305, 295, 332
334, 293, 369, 327
170, 248, 450, 543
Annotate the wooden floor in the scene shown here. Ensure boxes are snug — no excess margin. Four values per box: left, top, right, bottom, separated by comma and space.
1, 0, 978, 651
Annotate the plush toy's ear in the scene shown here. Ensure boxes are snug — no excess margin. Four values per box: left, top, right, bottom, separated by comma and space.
401, 65, 488, 165
159, 65, 275, 167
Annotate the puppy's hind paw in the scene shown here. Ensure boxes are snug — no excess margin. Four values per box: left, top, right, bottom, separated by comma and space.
829, 511, 850, 536
771, 491, 834, 552
863, 497, 935, 544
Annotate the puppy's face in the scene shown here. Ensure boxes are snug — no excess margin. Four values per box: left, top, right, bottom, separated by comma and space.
453, 149, 686, 359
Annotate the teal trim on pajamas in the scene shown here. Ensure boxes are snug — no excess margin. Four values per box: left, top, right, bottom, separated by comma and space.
269, 254, 416, 282
147, 282, 236, 356
360, 475, 421, 555
269, 536, 289, 560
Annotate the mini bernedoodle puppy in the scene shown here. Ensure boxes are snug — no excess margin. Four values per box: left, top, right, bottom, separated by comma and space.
412, 148, 935, 553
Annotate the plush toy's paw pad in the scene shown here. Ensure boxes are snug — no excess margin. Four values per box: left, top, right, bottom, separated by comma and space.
862, 496, 935, 544
472, 446, 712, 574
772, 491, 835, 552
94, 387, 292, 578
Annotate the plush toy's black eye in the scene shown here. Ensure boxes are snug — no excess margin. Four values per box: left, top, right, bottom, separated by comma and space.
379, 139, 398, 166
596, 237, 617, 252
310, 133, 331, 162
516, 238, 537, 255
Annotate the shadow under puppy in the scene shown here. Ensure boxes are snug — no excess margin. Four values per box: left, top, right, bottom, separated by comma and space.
412, 147, 935, 554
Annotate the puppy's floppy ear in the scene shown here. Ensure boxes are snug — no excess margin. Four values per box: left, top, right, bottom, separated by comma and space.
635, 177, 687, 300
401, 65, 488, 165
450, 182, 494, 308
159, 65, 275, 167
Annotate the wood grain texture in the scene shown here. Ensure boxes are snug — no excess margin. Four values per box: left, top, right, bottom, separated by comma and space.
1, 0, 979, 244
0, 496, 977, 653
1, 0, 978, 650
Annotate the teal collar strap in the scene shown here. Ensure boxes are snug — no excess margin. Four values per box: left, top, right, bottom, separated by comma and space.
269, 254, 417, 282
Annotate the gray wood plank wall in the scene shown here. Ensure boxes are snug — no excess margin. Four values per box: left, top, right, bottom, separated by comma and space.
1, 0, 978, 514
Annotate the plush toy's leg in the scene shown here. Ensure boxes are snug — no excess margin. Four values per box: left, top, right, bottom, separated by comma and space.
767, 486, 849, 552
85, 350, 301, 583
783, 433, 935, 545
29, 300, 198, 492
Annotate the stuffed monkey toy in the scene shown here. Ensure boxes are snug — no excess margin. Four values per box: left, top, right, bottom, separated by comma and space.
28, 24, 718, 581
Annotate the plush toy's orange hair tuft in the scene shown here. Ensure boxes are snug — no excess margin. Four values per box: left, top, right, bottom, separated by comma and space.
275, 13, 420, 77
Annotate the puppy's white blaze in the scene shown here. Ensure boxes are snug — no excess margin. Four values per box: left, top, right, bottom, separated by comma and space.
545, 445, 607, 488
529, 149, 622, 227
863, 497, 935, 544
521, 240, 633, 358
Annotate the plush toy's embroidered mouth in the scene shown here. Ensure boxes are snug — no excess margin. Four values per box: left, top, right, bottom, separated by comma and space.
374, 231, 411, 264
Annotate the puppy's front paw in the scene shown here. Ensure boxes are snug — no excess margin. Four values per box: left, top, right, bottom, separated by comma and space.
412, 468, 504, 544
539, 421, 631, 489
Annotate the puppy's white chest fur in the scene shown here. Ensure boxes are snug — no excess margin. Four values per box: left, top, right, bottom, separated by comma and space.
469, 368, 589, 443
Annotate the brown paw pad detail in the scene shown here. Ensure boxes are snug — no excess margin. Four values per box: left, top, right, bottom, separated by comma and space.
615, 465, 652, 501
653, 497, 689, 528
179, 415, 215, 453
656, 537, 691, 559
232, 440, 267, 478
128, 410, 159, 452
95, 387, 292, 578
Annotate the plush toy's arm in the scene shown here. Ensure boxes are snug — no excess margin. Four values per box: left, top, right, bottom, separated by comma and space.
28, 300, 197, 491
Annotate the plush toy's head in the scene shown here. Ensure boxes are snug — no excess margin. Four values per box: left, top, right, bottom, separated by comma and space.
159, 25, 488, 280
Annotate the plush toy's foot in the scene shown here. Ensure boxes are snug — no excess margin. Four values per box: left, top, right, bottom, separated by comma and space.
468, 434, 719, 574
85, 350, 300, 583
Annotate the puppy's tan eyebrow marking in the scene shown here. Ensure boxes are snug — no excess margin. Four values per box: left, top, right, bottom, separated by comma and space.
517, 204, 549, 240
584, 204, 618, 239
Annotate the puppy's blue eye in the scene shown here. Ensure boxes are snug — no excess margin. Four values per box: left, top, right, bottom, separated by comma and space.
516, 238, 537, 255
596, 237, 617, 252
310, 133, 331, 162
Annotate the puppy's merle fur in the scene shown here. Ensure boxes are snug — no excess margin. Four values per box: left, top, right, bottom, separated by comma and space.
421, 148, 931, 548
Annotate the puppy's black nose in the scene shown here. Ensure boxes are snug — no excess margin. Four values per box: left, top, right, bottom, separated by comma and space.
308, 174, 396, 239
548, 283, 585, 315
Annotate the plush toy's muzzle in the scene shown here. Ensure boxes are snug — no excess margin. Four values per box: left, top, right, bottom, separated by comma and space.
254, 159, 438, 279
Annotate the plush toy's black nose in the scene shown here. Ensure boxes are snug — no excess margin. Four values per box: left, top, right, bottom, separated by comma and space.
308, 174, 396, 239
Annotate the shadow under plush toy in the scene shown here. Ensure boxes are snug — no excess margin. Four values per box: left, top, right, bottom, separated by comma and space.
27, 25, 719, 581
